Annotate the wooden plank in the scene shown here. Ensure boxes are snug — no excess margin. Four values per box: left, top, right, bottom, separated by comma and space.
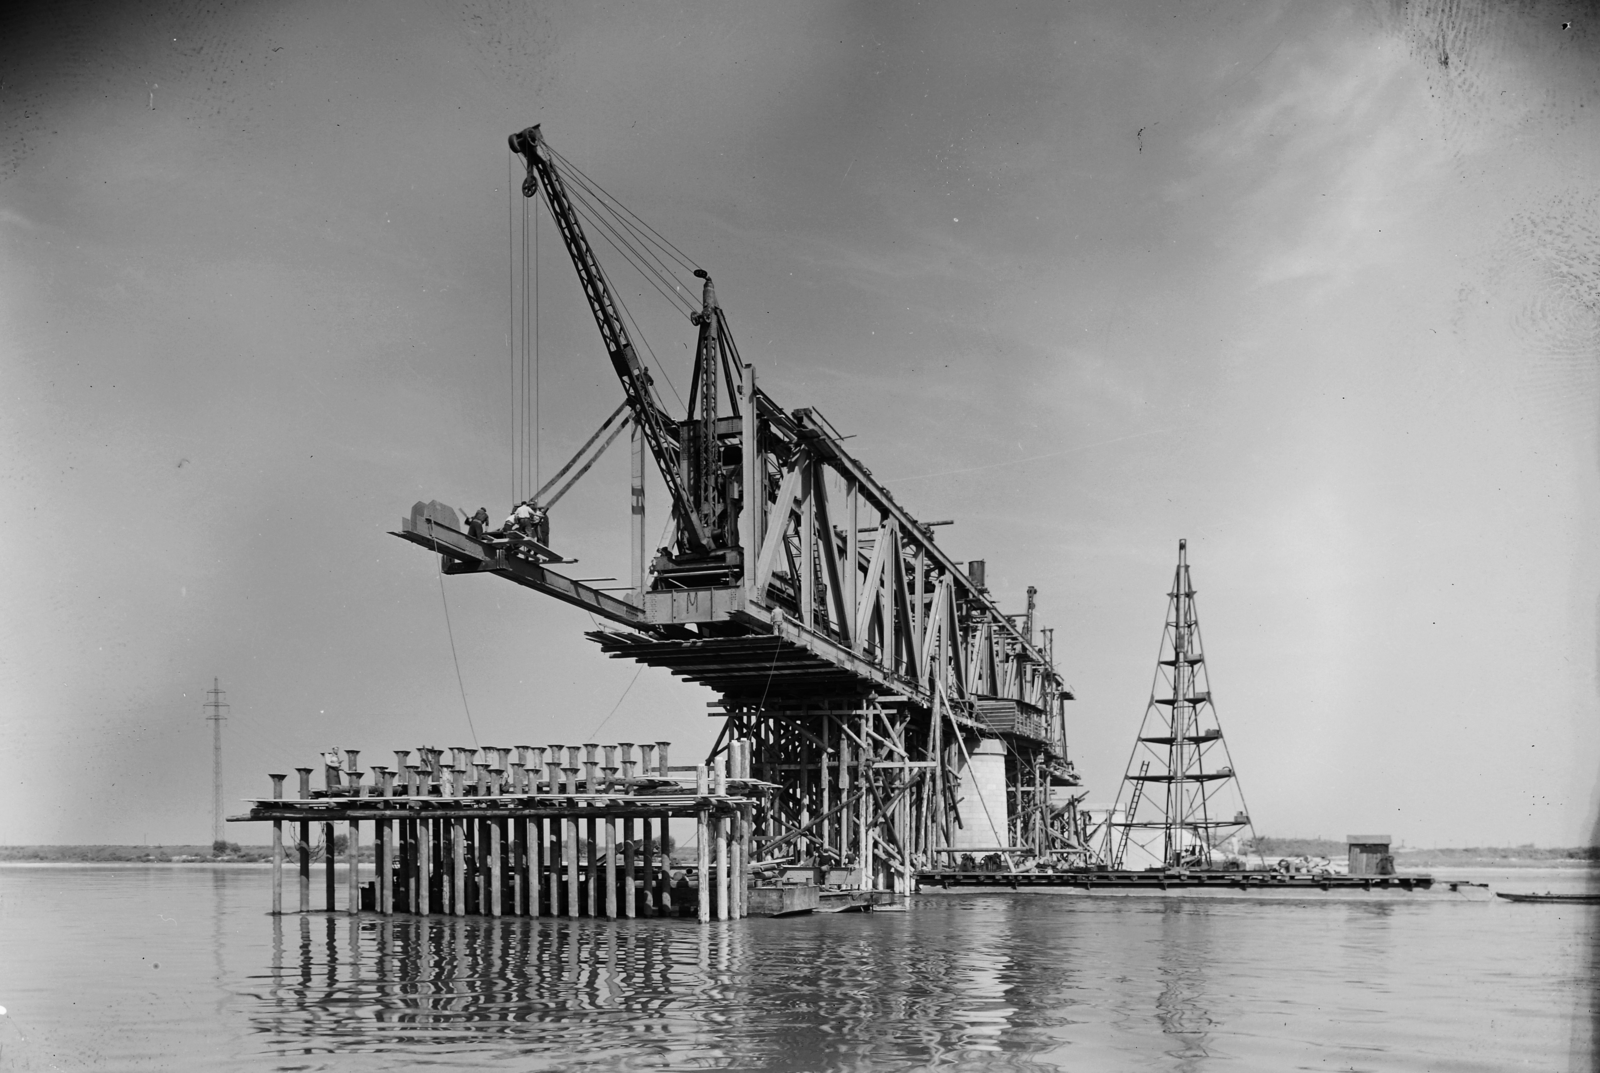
623, 817, 636, 918
697, 806, 711, 924
451, 819, 466, 917
641, 817, 655, 916
565, 817, 580, 918
586, 816, 599, 917
605, 817, 618, 920
346, 820, 360, 916
489, 820, 503, 917
417, 820, 431, 916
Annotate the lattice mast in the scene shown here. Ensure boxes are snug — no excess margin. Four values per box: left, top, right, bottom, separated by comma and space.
204, 678, 229, 847
1110, 540, 1256, 869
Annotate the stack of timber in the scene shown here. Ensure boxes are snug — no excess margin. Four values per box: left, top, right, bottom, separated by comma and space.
231, 740, 771, 923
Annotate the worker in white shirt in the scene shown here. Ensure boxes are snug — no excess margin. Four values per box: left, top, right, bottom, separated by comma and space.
512, 500, 535, 537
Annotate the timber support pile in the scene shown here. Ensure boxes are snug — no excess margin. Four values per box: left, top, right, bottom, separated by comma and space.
232, 741, 765, 923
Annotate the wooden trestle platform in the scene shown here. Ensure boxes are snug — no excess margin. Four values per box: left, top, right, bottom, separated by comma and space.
917, 869, 1434, 892
231, 740, 771, 923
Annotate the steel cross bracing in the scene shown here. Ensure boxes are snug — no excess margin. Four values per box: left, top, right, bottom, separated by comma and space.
1108, 540, 1258, 870
394, 124, 1081, 892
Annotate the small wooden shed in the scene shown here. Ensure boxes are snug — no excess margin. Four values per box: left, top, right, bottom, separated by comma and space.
1347, 835, 1394, 876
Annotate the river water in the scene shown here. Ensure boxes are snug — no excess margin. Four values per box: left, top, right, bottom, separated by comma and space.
0, 864, 1592, 1071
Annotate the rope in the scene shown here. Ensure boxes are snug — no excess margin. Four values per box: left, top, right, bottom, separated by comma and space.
425, 519, 480, 749
754, 634, 785, 713
585, 665, 643, 740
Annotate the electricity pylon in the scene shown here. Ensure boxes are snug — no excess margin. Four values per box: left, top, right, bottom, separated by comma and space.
204, 678, 229, 848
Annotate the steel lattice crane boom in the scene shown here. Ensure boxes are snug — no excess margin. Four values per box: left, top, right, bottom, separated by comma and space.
510, 124, 742, 571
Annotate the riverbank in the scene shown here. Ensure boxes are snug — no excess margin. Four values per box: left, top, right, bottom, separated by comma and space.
6, 842, 1598, 868
1249, 838, 1599, 868
0, 844, 276, 864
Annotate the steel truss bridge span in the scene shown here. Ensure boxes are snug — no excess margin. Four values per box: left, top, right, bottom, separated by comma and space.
394, 124, 1090, 895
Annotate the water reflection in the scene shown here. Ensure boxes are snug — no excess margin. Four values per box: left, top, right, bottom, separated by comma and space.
221, 890, 1596, 1072
948, 916, 1017, 1051
253, 915, 738, 1064
247, 909, 1059, 1070
2, 867, 1587, 1072
1152, 903, 1217, 1069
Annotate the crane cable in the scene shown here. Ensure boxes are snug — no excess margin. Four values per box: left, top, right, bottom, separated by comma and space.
515, 135, 744, 506
563, 182, 697, 318
549, 146, 701, 271
510, 152, 548, 505
535, 190, 541, 494
531, 170, 688, 409
549, 146, 702, 279
509, 151, 516, 505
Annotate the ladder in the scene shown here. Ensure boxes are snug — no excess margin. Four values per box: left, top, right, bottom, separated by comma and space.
1113, 760, 1150, 869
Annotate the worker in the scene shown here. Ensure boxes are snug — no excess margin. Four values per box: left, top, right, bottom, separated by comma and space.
530, 502, 550, 545
466, 507, 489, 539
508, 502, 534, 550
512, 499, 535, 537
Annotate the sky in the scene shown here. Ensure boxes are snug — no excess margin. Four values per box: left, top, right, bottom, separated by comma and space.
2, 0, 1598, 849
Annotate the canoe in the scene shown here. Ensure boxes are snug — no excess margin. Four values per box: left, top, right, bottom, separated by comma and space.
1495, 892, 1600, 904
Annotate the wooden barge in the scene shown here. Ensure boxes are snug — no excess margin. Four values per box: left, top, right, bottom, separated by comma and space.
918, 869, 1434, 892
